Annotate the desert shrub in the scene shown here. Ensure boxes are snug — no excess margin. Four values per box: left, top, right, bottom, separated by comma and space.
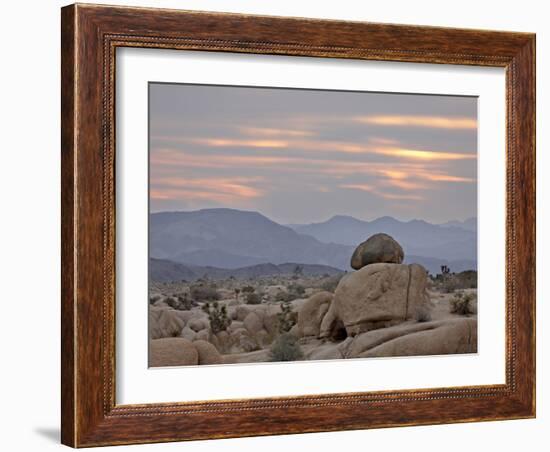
190, 284, 220, 302
456, 270, 478, 289
176, 293, 193, 310
441, 275, 459, 293
274, 283, 305, 303
202, 301, 232, 334
275, 291, 297, 302
450, 291, 476, 316
287, 283, 305, 296
433, 270, 477, 293
414, 305, 432, 322
277, 300, 297, 333
241, 285, 255, 294
246, 292, 261, 305
269, 333, 304, 362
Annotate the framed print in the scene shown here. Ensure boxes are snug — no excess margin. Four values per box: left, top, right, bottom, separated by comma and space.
61, 3, 536, 447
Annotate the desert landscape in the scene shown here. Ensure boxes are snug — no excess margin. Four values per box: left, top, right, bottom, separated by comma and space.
147, 83, 478, 367
149, 216, 477, 367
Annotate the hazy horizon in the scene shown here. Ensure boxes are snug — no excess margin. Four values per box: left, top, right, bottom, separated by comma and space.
149, 207, 476, 226
150, 83, 477, 224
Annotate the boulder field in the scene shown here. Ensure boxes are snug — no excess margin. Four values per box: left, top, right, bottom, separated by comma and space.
148, 233, 477, 366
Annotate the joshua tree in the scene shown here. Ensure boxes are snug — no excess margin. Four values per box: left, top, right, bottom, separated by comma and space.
292, 265, 304, 279
202, 301, 232, 334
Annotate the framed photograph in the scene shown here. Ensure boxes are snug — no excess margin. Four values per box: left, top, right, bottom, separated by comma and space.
61, 3, 536, 447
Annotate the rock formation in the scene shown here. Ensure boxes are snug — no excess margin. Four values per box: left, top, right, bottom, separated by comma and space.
147, 233, 478, 366
149, 307, 185, 339
193, 340, 223, 365
350, 233, 404, 270
149, 338, 199, 367
320, 262, 431, 338
294, 291, 333, 338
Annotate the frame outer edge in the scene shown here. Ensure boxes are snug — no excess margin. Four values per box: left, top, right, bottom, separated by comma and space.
514, 35, 536, 416
60, 3, 536, 447
61, 3, 77, 448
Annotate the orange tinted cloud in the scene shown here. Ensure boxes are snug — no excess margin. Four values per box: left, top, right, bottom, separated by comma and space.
152, 149, 474, 188
424, 174, 475, 183
192, 138, 289, 148
152, 149, 296, 169
355, 115, 477, 130
160, 134, 475, 162
151, 177, 264, 204
376, 147, 475, 161
239, 127, 314, 138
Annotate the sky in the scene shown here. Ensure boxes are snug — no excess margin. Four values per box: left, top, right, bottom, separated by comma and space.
149, 83, 477, 225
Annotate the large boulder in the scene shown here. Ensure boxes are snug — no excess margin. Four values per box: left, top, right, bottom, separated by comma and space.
195, 329, 209, 342
359, 318, 477, 357
180, 326, 197, 341
227, 320, 244, 333
187, 316, 209, 332
296, 291, 333, 337
234, 305, 253, 322
210, 330, 233, 353
230, 327, 259, 352
320, 263, 430, 338
243, 312, 264, 335
350, 233, 404, 270
306, 343, 343, 361
149, 338, 198, 367
193, 340, 223, 365
258, 305, 282, 337
149, 307, 185, 339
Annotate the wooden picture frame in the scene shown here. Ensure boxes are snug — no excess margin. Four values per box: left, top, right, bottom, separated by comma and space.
61, 3, 536, 447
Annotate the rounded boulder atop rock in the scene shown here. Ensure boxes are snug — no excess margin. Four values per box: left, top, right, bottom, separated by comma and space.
350, 233, 404, 270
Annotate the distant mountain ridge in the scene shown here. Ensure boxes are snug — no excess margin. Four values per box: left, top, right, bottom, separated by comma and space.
288, 214, 477, 262
150, 258, 343, 282
149, 209, 477, 277
439, 217, 477, 232
150, 208, 353, 270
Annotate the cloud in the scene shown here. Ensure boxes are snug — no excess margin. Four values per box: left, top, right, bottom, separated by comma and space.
239, 127, 314, 138
151, 149, 474, 194
151, 176, 264, 204
339, 184, 425, 201
149, 83, 477, 222
375, 147, 475, 161
191, 138, 289, 148
354, 115, 477, 130
424, 174, 475, 183
161, 134, 475, 162
151, 148, 296, 169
